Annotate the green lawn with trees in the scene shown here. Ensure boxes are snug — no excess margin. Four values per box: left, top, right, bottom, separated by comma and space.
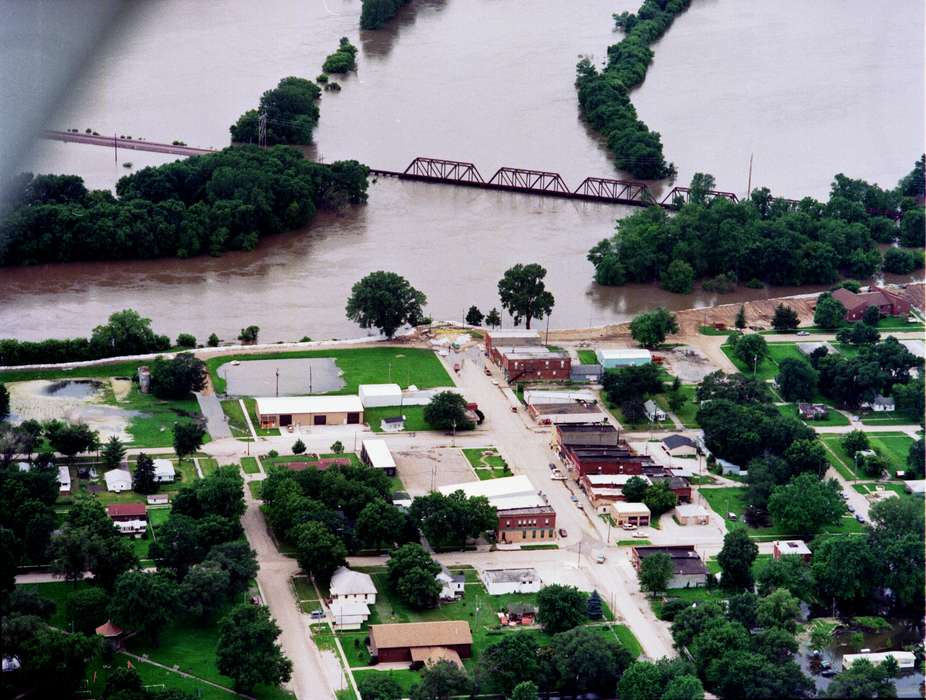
776, 402, 850, 427
363, 405, 428, 433
577, 349, 598, 365
462, 447, 511, 480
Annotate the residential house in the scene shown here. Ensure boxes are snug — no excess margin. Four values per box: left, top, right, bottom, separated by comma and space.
715, 459, 746, 477
436, 567, 465, 601
57, 466, 71, 495
798, 403, 828, 420
611, 501, 651, 527
773, 540, 812, 562
864, 394, 895, 412
104, 469, 132, 493
481, 568, 541, 595
329, 566, 377, 605
152, 459, 176, 483
106, 503, 148, 537
643, 400, 667, 422
504, 603, 536, 625
631, 545, 707, 588
831, 287, 912, 322
369, 621, 472, 666
329, 600, 371, 631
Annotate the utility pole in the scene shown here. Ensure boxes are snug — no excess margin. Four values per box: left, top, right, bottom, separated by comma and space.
275, 368, 279, 397
114, 132, 118, 163
258, 113, 267, 148
545, 314, 551, 345
746, 153, 753, 197
308, 365, 313, 393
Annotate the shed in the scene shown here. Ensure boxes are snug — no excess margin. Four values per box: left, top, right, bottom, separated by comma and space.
773, 540, 812, 562
596, 348, 652, 368
358, 384, 403, 408
147, 494, 169, 505
152, 459, 176, 483
57, 466, 71, 495
481, 568, 541, 595
716, 459, 746, 476
255, 395, 363, 429
361, 439, 397, 476
380, 415, 405, 433
104, 469, 132, 493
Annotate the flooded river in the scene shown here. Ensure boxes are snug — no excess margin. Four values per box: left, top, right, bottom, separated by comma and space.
5, 0, 924, 343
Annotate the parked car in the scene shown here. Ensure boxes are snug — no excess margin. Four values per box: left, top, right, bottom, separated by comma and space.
622, 523, 637, 531
595, 552, 606, 564
728, 512, 738, 521
309, 609, 324, 619
550, 470, 566, 480
797, 330, 810, 336
570, 494, 578, 502
632, 531, 648, 539
559, 528, 567, 537
847, 504, 855, 512
855, 514, 865, 523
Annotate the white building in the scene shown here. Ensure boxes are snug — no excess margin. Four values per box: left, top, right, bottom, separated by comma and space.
481, 568, 541, 595
361, 439, 397, 476
57, 466, 71, 494
674, 503, 710, 526
596, 348, 652, 368
104, 469, 132, 493
865, 394, 895, 412
436, 567, 465, 601
358, 384, 403, 408
329, 566, 377, 605
153, 459, 176, 483
716, 459, 746, 476
380, 415, 405, 433
438, 475, 545, 511
329, 600, 371, 631
643, 400, 666, 422
113, 519, 147, 537
524, 390, 598, 405
147, 494, 169, 506
843, 651, 915, 670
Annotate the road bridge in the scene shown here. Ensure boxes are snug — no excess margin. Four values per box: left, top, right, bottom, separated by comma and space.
41, 129, 217, 157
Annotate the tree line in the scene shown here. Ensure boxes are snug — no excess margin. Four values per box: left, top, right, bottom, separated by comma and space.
0, 145, 369, 266
360, 0, 411, 30
575, 0, 691, 179
588, 159, 926, 292
230, 76, 321, 145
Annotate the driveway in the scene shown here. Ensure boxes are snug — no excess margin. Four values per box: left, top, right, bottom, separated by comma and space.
195, 392, 232, 439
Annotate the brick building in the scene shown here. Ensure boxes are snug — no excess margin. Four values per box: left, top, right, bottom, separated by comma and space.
496, 505, 557, 543
830, 287, 912, 322
369, 621, 472, 665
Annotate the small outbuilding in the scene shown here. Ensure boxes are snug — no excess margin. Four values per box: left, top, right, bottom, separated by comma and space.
152, 459, 176, 483
359, 384, 403, 408
104, 469, 132, 493
436, 567, 465, 601
380, 415, 405, 433
481, 568, 541, 595
643, 400, 666, 422
674, 503, 710, 526
361, 439, 397, 476
773, 539, 812, 562
662, 434, 697, 457
147, 494, 169, 506
57, 466, 71, 495
596, 348, 652, 368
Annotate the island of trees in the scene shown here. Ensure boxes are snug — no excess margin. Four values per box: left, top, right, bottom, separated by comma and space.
0, 146, 369, 266
360, 0, 411, 30
229, 76, 321, 145
576, 0, 691, 179
588, 158, 926, 291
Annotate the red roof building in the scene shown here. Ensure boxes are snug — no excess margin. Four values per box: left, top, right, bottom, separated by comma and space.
106, 503, 148, 522
831, 287, 912, 322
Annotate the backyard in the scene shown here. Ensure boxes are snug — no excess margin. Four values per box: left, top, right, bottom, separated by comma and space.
776, 402, 850, 427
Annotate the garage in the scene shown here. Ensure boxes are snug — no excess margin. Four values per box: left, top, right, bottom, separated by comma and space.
255, 395, 364, 429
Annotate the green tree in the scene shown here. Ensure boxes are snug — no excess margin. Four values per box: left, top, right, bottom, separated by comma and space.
485, 307, 502, 328
755, 555, 813, 598
510, 680, 539, 700
133, 453, 157, 494
706, 649, 813, 699
772, 304, 800, 332
586, 589, 603, 620
90, 309, 169, 357
410, 660, 472, 700
358, 673, 403, 700
292, 439, 306, 454
0, 383, 8, 421
768, 474, 843, 534
216, 604, 293, 693
346, 271, 427, 338
837, 322, 880, 346
497, 263, 555, 329
756, 588, 801, 632
826, 659, 897, 698
732, 333, 768, 371
536, 584, 587, 633
697, 371, 771, 405
180, 561, 231, 619
661, 259, 694, 294
49, 527, 89, 585
907, 437, 925, 478
643, 481, 678, 518
813, 293, 846, 329
422, 391, 474, 431
717, 528, 758, 590
393, 566, 441, 610
355, 500, 405, 550
291, 521, 346, 583
465, 306, 484, 326
149, 353, 207, 399
409, 491, 496, 550
360, 0, 411, 30
601, 362, 664, 404
109, 571, 178, 643
550, 626, 632, 696
662, 675, 705, 700
622, 476, 649, 502
841, 429, 870, 456
45, 422, 99, 462
894, 377, 925, 422
811, 536, 878, 607
727, 591, 758, 628
782, 438, 829, 478
638, 552, 673, 597
387, 543, 440, 585
205, 541, 259, 594
87, 534, 138, 590
630, 307, 679, 348
238, 325, 260, 343
882, 247, 916, 274
478, 631, 541, 695
776, 358, 818, 402
331, 440, 345, 454
176, 333, 196, 348
66, 586, 111, 633
735, 305, 747, 330
173, 421, 206, 463
101, 435, 126, 471
207, 333, 220, 347
103, 665, 144, 699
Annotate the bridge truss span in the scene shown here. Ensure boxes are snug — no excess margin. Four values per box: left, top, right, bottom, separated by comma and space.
660, 186, 739, 207
573, 177, 654, 205
487, 167, 571, 194
403, 157, 485, 183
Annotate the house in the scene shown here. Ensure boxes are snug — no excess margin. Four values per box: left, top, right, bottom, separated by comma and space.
380, 415, 405, 433
528, 401, 607, 425
436, 567, 465, 601
57, 466, 71, 495
439, 476, 557, 542
481, 568, 541, 595
662, 434, 697, 457
254, 395, 364, 429
631, 545, 707, 589
329, 566, 377, 605
831, 286, 912, 322
674, 503, 710, 526
147, 494, 169, 506
716, 458, 746, 477
505, 603, 536, 625
798, 403, 828, 420
570, 364, 603, 383
106, 503, 148, 537
361, 439, 397, 476
864, 394, 895, 412
369, 621, 472, 666
152, 459, 176, 483
358, 384, 403, 408
596, 348, 652, 368
643, 400, 666, 422
611, 501, 650, 527
329, 600, 371, 631
773, 540, 812, 562
104, 469, 132, 493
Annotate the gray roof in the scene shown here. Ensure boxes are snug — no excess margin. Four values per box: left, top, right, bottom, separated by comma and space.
662, 434, 695, 450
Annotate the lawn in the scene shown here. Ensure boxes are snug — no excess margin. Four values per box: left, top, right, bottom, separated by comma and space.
220, 398, 253, 439
577, 349, 598, 364
207, 347, 452, 396
353, 670, 422, 696
616, 539, 651, 546
776, 403, 850, 427
603, 394, 674, 431
650, 587, 728, 617
292, 576, 319, 602
820, 436, 862, 480
239, 398, 279, 437
653, 386, 699, 428
117, 385, 208, 448
20, 580, 92, 629
241, 456, 262, 474
699, 326, 738, 336
852, 482, 908, 496
247, 481, 263, 499
860, 412, 921, 426
721, 341, 806, 381
462, 447, 511, 480
821, 432, 914, 479
363, 405, 430, 433
262, 453, 362, 469
198, 457, 219, 476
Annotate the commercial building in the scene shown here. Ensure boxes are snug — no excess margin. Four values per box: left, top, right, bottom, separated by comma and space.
611, 501, 650, 527
358, 384, 403, 408
596, 348, 652, 368
255, 395, 363, 429
369, 621, 472, 666
554, 423, 621, 449
570, 364, 603, 383
152, 459, 176, 483
494, 347, 571, 382
643, 467, 693, 503
361, 439, 397, 476
528, 401, 606, 425
773, 540, 812, 562
104, 469, 132, 493
631, 545, 707, 589
481, 568, 542, 595
524, 390, 598, 405
661, 434, 697, 457
330, 567, 377, 605
580, 474, 651, 512
484, 329, 541, 356
831, 286, 912, 321
563, 445, 651, 478
674, 503, 710, 526
57, 466, 71, 495
439, 475, 556, 543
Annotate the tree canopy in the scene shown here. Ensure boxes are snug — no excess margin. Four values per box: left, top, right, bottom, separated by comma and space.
630, 307, 678, 348
497, 263, 555, 330
230, 76, 321, 145
345, 271, 427, 338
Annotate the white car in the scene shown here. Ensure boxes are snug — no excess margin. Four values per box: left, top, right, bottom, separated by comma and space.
550, 470, 566, 480
797, 331, 810, 336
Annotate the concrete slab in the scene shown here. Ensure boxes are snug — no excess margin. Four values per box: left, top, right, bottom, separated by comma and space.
394, 447, 477, 496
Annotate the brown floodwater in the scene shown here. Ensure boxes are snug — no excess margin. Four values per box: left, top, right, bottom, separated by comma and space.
5, 0, 924, 342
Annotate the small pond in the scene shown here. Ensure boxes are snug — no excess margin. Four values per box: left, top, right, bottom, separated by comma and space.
218, 358, 345, 396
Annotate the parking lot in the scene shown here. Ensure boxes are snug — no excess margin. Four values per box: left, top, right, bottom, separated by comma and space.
394, 447, 478, 496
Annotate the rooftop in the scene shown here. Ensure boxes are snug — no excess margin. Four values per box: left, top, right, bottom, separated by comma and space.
634, 545, 707, 576
482, 568, 539, 584
362, 439, 396, 469
330, 566, 377, 597
612, 501, 650, 514
558, 423, 619, 434
675, 504, 709, 517
774, 540, 811, 556
524, 389, 598, 404
584, 474, 650, 486
596, 348, 652, 360
662, 434, 696, 450
531, 402, 603, 415
487, 329, 541, 339
358, 383, 402, 396
106, 503, 147, 518
370, 621, 472, 649
255, 395, 364, 415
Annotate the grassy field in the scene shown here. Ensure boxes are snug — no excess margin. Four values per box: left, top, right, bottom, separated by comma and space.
115, 385, 207, 448
650, 586, 728, 617
653, 384, 699, 428
0, 360, 146, 383
700, 487, 864, 540
860, 412, 921, 426
821, 432, 914, 479
220, 398, 253, 439
462, 447, 511, 480
208, 347, 452, 396
20, 580, 92, 628
776, 402, 850, 427
721, 341, 808, 381
241, 456, 262, 474
852, 482, 908, 496
699, 326, 738, 336
363, 405, 429, 433
603, 394, 674, 431
262, 453, 362, 469
353, 670, 422, 696
198, 457, 219, 476
577, 349, 598, 364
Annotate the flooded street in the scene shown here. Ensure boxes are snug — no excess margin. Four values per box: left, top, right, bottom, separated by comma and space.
6, 0, 924, 342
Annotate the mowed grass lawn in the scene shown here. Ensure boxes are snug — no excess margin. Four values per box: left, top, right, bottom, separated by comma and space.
821, 432, 914, 479
700, 487, 864, 541
721, 341, 807, 381
654, 384, 699, 428
363, 405, 429, 433
220, 398, 253, 439
462, 447, 511, 480
577, 349, 598, 365
208, 347, 452, 395
776, 403, 850, 427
